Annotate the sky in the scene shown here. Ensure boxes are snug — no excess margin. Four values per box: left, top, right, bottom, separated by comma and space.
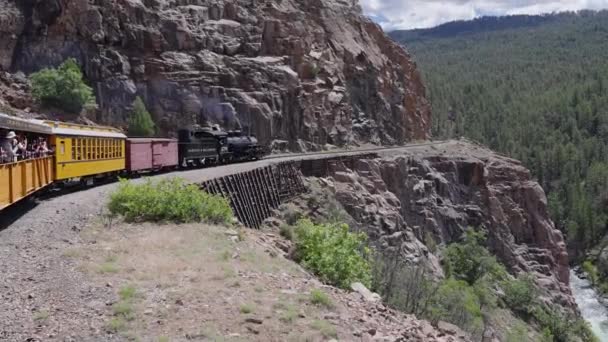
360, 0, 608, 30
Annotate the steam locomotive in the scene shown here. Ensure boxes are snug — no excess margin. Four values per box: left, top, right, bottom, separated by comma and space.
178, 125, 268, 167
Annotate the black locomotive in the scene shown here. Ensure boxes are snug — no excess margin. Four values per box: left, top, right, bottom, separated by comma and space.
227, 131, 268, 161
178, 125, 268, 167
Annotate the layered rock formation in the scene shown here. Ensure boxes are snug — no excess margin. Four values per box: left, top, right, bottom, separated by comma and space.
298, 141, 574, 309
0, 0, 430, 150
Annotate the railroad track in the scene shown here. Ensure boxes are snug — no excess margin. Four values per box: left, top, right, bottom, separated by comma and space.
196, 140, 449, 229
262, 140, 447, 161
0, 140, 449, 229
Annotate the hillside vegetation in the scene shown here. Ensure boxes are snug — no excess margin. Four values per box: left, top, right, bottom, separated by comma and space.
390, 11, 608, 260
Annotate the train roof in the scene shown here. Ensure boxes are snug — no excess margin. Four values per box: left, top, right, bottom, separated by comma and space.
43, 120, 126, 138
0, 113, 126, 138
0, 113, 53, 135
127, 138, 177, 142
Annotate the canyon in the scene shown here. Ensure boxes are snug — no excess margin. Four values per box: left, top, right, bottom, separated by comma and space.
0, 1, 592, 340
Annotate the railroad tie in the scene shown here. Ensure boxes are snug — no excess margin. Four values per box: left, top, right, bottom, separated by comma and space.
254, 168, 272, 218
231, 174, 252, 229
247, 171, 262, 228
235, 174, 254, 229
264, 166, 280, 209
256, 169, 272, 219
224, 175, 247, 228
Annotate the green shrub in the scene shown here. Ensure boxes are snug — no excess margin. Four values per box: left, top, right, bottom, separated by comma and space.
503, 275, 536, 314
599, 282, 608, 294
372, 253, 437, 317
128, 97, 156, 137
428, 278, 484, 334
112, 301, 134, 320
293, 219, 372, 289
239, 303, 255, 314
582, 260, 600, 286
30, 58, 95, 113
118, 285, 137, 301
106, 317, 127, 332
443, 230, 506, 285
506, 323, 529, 342
375, 228, 597, 340
531, 306, 598, 342
108, 177, 233, 224
279, 224, 295, 241
309, 289, 333, 308
310, 320, 337, 338
424, 231, 438, 253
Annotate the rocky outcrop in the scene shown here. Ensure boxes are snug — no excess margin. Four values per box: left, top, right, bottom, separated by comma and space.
307, 141, 574, 308
0, 70, 32, 114
0, 0, 430, 150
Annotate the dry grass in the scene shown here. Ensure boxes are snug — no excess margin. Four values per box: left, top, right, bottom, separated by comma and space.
70, 222, 351, 340
33, 309, 50, 321
239, 303, 255, 314
309, 289, 334, 309
310, 319, 338, 338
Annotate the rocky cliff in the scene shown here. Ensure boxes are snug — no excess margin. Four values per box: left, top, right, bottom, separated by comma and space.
0, 0, 430, 150
287, 141, 574, 311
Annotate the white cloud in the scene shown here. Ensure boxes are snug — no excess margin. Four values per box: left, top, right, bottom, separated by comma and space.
360, 0, 608, 30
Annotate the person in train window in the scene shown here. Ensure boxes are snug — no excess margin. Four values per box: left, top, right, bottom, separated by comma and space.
14, 134, 28, 160
0, 131, 18, 162
29, 137, 48, 158
37, 138, 50, 155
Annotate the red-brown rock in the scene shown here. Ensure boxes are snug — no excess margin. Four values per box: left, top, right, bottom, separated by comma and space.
324, 141, 576, 308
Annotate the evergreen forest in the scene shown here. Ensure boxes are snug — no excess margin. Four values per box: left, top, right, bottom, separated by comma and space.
390, 11, 608, 260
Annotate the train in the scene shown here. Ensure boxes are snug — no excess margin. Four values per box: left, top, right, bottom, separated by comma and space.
0, 113, 268, 211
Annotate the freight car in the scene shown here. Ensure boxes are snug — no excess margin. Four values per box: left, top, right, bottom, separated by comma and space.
0, 115, 269, 211
126, 138, 178, 172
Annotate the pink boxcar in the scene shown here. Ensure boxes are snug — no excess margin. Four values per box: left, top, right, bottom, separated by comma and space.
126, 138, 178, 172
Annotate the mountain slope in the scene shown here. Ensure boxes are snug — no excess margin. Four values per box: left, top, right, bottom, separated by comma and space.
389, 11, 608, 261
0, 0, 430, 150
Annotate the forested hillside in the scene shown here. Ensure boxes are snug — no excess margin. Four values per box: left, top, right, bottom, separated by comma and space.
390, 11, 608, 260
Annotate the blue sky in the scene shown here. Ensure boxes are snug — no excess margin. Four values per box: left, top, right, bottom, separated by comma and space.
360, 0, 608, 30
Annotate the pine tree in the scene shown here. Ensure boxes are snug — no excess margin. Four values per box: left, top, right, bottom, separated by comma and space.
128, 97, 155, 137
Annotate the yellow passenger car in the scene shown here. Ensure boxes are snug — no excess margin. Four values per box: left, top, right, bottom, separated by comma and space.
43, 120, 127, 181
0, 114, 127, 211
0, 114, 55, 210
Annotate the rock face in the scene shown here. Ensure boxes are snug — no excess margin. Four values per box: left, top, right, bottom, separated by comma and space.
0, 0, 430, 150
318, 141, 574, 308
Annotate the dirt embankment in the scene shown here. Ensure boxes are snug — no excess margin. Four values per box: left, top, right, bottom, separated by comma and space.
0, 146, 470, 341
0, 217, 467, 341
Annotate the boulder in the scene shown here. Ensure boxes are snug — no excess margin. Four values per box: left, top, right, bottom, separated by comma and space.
351, 282, 381, 303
